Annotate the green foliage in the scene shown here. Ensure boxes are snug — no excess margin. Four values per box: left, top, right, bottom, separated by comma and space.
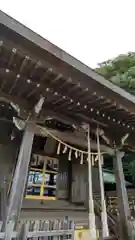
129, 160, 135, 178
127, 155, 135, 181
123, 153, 135, 179
96, 52, 135, 95
96, 53, 135, 179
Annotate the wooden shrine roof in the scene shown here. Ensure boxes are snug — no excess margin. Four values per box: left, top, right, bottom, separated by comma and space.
0, 10, 135, 146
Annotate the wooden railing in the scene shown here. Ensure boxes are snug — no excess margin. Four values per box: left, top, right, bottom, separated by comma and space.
94, 197, 118, 239
94, 194, 135, 239
0, 219, 74, 239
107, 195, 135, 216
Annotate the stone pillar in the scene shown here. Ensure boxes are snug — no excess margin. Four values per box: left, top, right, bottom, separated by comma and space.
5, 123, 35, 227
113, 150, 131, 239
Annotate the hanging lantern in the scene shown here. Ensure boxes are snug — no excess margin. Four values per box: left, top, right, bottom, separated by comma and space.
57, 142, 61, 155
68, 149, 72, 161
63, 145, 68, 154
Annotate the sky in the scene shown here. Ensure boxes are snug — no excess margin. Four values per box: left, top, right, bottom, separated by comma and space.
0, 0, 135, 68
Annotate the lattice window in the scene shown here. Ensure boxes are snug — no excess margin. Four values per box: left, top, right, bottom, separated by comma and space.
25, 154, 58, 200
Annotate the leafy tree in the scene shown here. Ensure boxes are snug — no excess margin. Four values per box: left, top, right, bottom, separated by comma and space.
96, 52, 135, 95
128, 158, 135, 183
96, 53, 135, 180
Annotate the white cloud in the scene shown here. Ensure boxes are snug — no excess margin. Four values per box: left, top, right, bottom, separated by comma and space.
0, 0, 135, 68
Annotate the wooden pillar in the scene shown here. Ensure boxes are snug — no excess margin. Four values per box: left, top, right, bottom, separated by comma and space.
96, 128, 109, 238
0, 177, 8, 224
5, 123, 34, 226
87, 124, 97, 239
113, 150, 131, 239
0, 143, 18, 224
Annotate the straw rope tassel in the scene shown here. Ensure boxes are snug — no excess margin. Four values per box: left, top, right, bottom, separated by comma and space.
95, 155, 98, 162
40, 126, 107, 156
97, 127, 109, 238
57, 142, 61, 155
63, 145, 68, 154
68, 149, 72, 161
80, 152, 83, 164
87, 124, 97, 239
91, 154, 94, 166
75, 150, 78, 158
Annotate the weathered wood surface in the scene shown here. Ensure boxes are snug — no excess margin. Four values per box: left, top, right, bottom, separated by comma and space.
107, 195, 135, 215
72, 164, 88, 203
56, 157, 69, 200
113, 151, 131, 240
6, 123, 35, 226
0, 219, 74, 239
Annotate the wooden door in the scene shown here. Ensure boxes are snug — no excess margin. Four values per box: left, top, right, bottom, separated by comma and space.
56, 157, 69, 199
71, 164, 88, 203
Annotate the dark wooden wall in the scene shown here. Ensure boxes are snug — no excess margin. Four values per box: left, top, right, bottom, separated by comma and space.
0, 142, 19, 221
0, 135, 102, 223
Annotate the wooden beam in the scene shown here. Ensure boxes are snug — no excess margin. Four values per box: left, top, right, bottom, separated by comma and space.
113, 150, 131, 240
5, 123, 34, 227
0, 67, 134, 128
0, 177, 7, 224
0, 91, 81, 127
0, 91, 31, 118
1, 10, 135, 115
35, 125, 114, 155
